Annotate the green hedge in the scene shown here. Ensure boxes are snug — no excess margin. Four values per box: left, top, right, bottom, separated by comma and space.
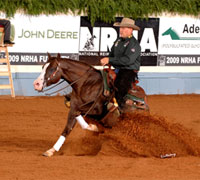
1, 0, 200, 24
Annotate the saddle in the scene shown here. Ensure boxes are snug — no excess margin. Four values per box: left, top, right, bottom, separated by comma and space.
124, 83, 148, 110
102, 66, 148, 110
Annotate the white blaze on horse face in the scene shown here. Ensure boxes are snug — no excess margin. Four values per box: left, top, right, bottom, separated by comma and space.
33, 63, 50, 91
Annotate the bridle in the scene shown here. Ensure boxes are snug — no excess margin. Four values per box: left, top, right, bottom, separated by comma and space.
46, 61, 61, 83
42, 60, 113, 117
42, 62, 93, 96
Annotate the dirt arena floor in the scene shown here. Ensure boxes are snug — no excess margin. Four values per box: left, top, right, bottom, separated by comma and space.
1, 94, 200, 180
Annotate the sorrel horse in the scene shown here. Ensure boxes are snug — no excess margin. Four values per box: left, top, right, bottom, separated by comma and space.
33, 53, 148, 157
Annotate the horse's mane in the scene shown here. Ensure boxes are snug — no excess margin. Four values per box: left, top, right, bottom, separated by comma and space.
58, 58, 99, 73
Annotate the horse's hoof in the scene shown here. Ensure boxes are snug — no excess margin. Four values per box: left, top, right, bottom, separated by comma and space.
87, 124, 99, 132
43, 148, 55, 157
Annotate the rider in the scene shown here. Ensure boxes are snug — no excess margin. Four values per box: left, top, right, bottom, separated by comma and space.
100, 17, 141, 109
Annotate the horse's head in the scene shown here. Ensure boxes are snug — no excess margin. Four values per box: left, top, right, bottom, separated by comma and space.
33, 53, 62, 92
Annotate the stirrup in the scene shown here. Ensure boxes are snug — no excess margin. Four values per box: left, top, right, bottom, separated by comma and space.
104, 89, 110, 97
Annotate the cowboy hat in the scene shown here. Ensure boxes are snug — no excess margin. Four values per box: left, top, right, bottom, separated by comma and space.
114, 18, 140, 30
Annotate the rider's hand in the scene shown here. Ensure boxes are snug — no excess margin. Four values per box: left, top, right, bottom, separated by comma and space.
100, 57, 109, 66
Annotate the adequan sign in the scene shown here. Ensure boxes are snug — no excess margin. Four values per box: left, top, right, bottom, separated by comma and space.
158, 17, 200, 66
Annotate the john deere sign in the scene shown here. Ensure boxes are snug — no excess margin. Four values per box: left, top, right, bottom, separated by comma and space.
18, 29, 78, 39
8, 14, 80, 65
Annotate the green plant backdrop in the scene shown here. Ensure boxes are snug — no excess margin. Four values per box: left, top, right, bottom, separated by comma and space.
0, 0, 200, 24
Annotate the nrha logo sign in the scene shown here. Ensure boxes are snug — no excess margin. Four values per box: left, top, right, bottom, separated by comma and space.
79, 27, 117, 53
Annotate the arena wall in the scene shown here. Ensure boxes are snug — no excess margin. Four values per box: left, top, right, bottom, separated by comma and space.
0, 14, 200, 96
1, 69, 200, 96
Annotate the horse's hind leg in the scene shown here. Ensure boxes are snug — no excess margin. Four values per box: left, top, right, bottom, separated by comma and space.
75, 115, 99, 132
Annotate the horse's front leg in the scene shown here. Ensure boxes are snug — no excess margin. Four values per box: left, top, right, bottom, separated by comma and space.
43, 111, 99, 157
43, 110, 77, 157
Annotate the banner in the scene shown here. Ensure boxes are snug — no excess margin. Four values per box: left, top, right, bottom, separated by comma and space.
79, 17, 159, 66
6, 14, 80, 65
2, 15, 200, 67
158, 17, 200, 66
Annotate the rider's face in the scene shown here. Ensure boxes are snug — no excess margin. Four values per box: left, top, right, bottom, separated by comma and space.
119, 27, 133, 38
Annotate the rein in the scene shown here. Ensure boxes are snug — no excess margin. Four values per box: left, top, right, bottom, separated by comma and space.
43, 66, 93, 96
82, 65, 115, 117
83, 85, 103, 117
42, 80, 65, 93
83, 86, 115, 118
42, 60, 113, 117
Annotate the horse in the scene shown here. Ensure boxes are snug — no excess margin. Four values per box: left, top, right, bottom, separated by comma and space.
33, 53, 148, 157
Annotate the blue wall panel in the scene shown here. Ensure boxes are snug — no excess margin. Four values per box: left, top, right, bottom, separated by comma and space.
0, 72, 200, 96
138, 72, 200, 95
